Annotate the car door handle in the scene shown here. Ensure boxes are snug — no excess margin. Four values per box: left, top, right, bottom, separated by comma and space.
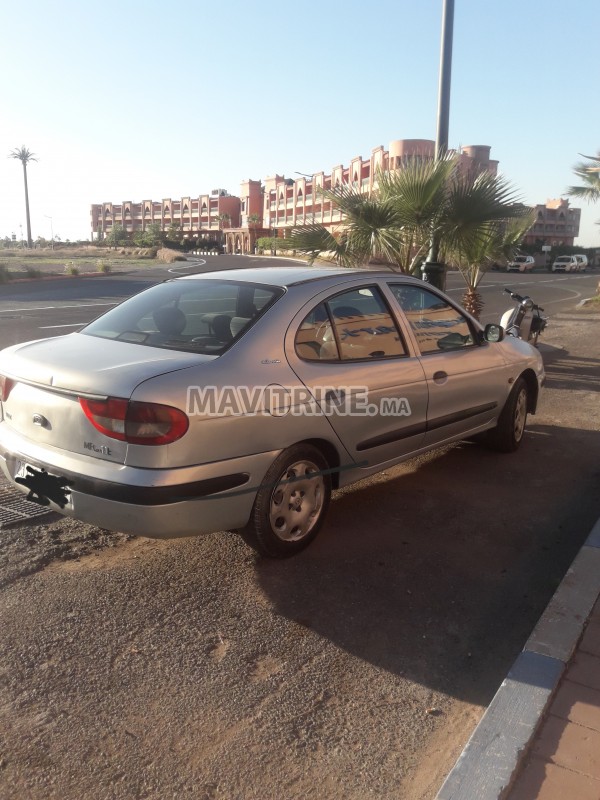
433, 371, 448, 384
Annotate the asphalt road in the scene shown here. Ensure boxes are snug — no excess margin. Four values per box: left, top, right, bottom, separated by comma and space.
0, 257, 597, 346
1, 261, 600, 799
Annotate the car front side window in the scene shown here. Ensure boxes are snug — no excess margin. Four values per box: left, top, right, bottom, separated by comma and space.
389, 284, 475, 355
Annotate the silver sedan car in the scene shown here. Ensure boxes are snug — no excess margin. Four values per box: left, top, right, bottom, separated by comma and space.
0, 267, 544, 557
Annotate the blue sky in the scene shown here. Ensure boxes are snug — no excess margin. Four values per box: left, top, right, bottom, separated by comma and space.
1, 0, 599, 246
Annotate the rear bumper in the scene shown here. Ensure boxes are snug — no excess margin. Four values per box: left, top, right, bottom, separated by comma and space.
0, 426, 279, 538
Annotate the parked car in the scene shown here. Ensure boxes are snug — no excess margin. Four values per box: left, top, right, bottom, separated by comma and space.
507, 255, 536, 273
0, 267, 545, 557
552, 255, 580, 273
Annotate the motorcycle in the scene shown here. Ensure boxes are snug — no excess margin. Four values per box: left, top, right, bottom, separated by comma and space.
500, 288, 548, 346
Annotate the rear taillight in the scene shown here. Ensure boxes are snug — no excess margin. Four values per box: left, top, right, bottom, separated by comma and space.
79, 397, 189, 445
0, 375, 15, 402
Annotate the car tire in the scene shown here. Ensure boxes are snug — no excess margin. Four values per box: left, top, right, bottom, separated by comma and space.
240, 444, 331, 558
486, 377, 528, 453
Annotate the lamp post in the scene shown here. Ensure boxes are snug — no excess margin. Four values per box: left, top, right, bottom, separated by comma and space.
422, 0, 455, 290
44, 215, 54, 250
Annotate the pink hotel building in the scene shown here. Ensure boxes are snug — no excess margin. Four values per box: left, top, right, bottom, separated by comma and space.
90, 138, 499, 254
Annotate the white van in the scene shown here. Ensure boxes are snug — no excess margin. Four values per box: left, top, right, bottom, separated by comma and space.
507, 255, 536, 272
574, 255, 588, 272
552, 255, 579, 273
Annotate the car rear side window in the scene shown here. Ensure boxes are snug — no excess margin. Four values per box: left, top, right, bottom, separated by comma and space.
389, 284, 475, 354
82, 279, 283, 355
294, 287, 407, 361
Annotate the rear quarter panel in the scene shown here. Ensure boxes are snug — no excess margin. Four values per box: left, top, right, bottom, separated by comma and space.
127, 324, 353, 470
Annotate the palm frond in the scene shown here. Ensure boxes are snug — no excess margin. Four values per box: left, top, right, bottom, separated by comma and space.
378, 153, 457, 228
285, 225, 354, 266
309, 185, 407, 269
441, 172, 529, 256
447, 210, 535, 291
567, 150, 600, 202
9, 146, 37, 164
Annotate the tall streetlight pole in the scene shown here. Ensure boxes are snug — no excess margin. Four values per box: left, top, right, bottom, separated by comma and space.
422, 0, 455, 289
434, 0, 454, 158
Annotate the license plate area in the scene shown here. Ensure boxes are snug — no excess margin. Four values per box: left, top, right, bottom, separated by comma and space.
14, 460, 72, 509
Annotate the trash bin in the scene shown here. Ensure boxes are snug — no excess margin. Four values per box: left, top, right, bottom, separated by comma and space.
420, 262, 446, 291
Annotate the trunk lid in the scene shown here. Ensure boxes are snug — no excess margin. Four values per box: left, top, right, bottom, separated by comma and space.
0, 333, 214, 463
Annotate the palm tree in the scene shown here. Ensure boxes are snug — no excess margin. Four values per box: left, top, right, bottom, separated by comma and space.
446, 212, 535, 318
439, 170, 534, 318
218, 213, 232, 229
9, 146, 38, 248
285, 187, 403, 268
567, 151, 600, 205
248, 213, 261, 229
287, 156, 532, 317
378, 153, 458, 272
286, 154, 458, 271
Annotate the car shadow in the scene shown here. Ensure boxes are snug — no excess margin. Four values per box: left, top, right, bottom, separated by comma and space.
253, 422, 600, 706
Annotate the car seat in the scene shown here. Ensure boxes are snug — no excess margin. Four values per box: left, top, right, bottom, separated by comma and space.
153, 307, 187, 336
211, 314, 233, 343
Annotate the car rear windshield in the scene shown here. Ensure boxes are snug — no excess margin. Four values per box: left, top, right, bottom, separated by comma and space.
81, 279, 284, 355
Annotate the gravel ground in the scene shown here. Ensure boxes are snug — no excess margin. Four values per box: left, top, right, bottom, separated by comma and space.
1, 312, 599, 800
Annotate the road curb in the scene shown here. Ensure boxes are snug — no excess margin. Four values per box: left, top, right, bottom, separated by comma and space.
436, 516, 600, 800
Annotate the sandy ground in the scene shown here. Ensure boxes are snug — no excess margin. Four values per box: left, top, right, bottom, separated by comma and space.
1, 312, 599, 799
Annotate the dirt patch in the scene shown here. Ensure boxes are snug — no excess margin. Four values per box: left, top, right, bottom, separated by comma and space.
0, 514, 133, 589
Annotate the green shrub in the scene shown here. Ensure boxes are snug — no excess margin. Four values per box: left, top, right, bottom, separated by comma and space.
25, 267, 42, 279
256, 236, 289, 252
96, 259, 111, 274
0, 263, 11, 283
64, 261, 80, 276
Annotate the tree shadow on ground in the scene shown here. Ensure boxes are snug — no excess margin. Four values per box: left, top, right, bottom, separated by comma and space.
543, 353, 600, 392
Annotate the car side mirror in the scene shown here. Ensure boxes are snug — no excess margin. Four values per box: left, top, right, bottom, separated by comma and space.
483, 323, 504, 343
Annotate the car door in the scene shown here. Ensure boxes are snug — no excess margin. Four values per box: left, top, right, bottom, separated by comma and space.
386, 283, 510, 447
287, 284, 429, 468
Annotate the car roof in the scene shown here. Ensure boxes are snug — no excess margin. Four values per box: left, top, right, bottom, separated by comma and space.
177, 265, 420, 288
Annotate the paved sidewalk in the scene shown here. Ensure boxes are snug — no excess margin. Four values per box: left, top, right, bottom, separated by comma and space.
507, 597, 600, 800
436, 518, 600, 800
